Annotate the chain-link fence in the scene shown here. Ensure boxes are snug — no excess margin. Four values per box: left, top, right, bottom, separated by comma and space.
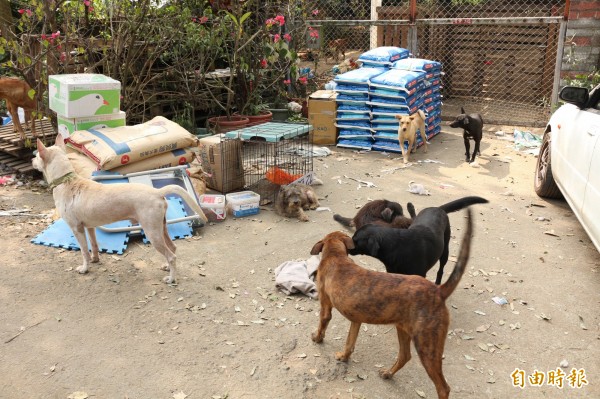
306, 0, 567, 127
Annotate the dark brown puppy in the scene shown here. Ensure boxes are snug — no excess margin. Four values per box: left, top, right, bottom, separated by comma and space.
310, 209, 473, 399
349, 196, 487, 284
333, 199, 416, 230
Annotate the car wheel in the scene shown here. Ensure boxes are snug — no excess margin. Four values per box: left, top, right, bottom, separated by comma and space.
534, 132, 563, 199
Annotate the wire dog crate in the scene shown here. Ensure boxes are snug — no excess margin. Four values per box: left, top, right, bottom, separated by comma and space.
215, 122, 315, 205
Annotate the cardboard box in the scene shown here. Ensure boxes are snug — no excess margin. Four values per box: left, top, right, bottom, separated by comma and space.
49, 74, 121, 118
57, 111, 126, 137
197, 135, 245, 193
308, 90, 338, 145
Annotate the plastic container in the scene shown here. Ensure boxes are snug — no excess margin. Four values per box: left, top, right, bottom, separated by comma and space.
225, 191, 260, 217
198, 194, 226, 222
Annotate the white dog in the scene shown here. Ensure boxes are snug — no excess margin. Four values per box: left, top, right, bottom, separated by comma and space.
32, 136, 208, 284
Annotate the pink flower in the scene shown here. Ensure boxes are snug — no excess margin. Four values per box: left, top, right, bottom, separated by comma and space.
18, 9, 24, 14
199, 16, 208, 24
26, 9, 32, 16
312, 9, 319, 16
84, 0, 90, 6
298, 77, 308, 85
41, 34, 47, 40
283, 79, 291, 85
60, 52, 66, 62
265, 18, 275, 28
273, 34, 281, 43
51, 31, 61, 39
309, 28, 319, 39
260, 59, 268, 68
274, 15, 285, 26
283, 33, 292, 42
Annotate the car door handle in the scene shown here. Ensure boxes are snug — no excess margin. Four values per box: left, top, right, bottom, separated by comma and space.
588, 126, 600, 136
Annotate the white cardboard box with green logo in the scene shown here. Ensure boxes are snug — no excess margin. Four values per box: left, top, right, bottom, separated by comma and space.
49, 74, 121, 118
57, 111, 126, 137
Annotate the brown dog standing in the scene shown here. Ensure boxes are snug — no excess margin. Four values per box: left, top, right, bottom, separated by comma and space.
0, 77, 38, 140
395, 109, 428, 164
333, 199, 416, 230
310, 209, 473, 399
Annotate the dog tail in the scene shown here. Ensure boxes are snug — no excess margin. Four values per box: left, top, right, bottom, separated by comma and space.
439, 196, 488, 214
158, 185, 208, 224
440, 208, 473, 300
333, 213, 355, 227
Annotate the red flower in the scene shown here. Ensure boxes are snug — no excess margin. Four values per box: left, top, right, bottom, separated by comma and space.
298, 77, 308, 85
283, 79, 291, 85
199, 16, 208, 24
18, 9, 25, 14
260, 59, 268, 68
312, 9, 319, 16
273, 34, 281, 43
283, 33, 292, 42
274, 15, 285, 26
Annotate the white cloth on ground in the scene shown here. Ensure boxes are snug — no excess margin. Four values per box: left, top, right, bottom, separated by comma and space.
274, 255, 320, 299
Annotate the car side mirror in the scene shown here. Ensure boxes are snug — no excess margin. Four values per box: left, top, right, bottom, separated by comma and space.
559, 86, 589, 108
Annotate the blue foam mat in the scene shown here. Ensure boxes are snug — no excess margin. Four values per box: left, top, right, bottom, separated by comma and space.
31, 219, 131, 254
143, 197, 193, 243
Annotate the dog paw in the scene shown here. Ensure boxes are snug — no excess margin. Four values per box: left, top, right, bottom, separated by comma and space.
311, 331, 323, 343
163, 275, 176, 284
334, 352, 350, 362
76, 265, 88, 274
379, 369, 393, 379
91, 257, 100, 263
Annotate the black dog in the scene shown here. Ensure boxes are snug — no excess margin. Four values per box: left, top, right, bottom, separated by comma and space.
450, 107, 483, 163
333, 200, 417, 230
349, 196, 488, 285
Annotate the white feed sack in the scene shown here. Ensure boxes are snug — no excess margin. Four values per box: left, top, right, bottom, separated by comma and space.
66, 116, 197, 170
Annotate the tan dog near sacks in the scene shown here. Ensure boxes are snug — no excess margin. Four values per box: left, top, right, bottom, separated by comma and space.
310, 209, 473, 399
395, 109, 428, 164
32, 136, 208, 284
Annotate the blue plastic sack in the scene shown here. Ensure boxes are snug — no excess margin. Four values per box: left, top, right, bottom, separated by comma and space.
336, 110, 371, 121
391, 58, 442, 72
338, 128, 374, 139
334, 67, 387, 85
369, 69, 426, 93
337, 138, 373, 150
358, 47, 410, 66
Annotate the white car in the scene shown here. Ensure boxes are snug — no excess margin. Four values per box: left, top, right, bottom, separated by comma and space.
534, 83, 600, 252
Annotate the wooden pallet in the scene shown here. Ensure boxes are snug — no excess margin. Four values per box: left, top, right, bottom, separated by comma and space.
0, 119, 55, 174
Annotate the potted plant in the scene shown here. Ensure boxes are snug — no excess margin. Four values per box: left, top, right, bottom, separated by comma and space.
204, 2, 307, 130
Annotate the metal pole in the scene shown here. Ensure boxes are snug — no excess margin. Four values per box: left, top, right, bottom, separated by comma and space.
552, 20, 568, 108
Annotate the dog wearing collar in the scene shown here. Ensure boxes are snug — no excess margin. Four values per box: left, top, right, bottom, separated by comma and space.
310, 209, 474, 399
32, 136, 208, 284
395, 109, 428, 164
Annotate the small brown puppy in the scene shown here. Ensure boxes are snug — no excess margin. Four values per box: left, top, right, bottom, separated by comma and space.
395, 109, 428, 164
275, 183, 320, 222
333, 199, 416, 230
0, 77, 38, 140
310, 209, 473, 399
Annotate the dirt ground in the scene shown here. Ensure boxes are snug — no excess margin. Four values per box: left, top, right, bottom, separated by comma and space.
1, 124, 599, 399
